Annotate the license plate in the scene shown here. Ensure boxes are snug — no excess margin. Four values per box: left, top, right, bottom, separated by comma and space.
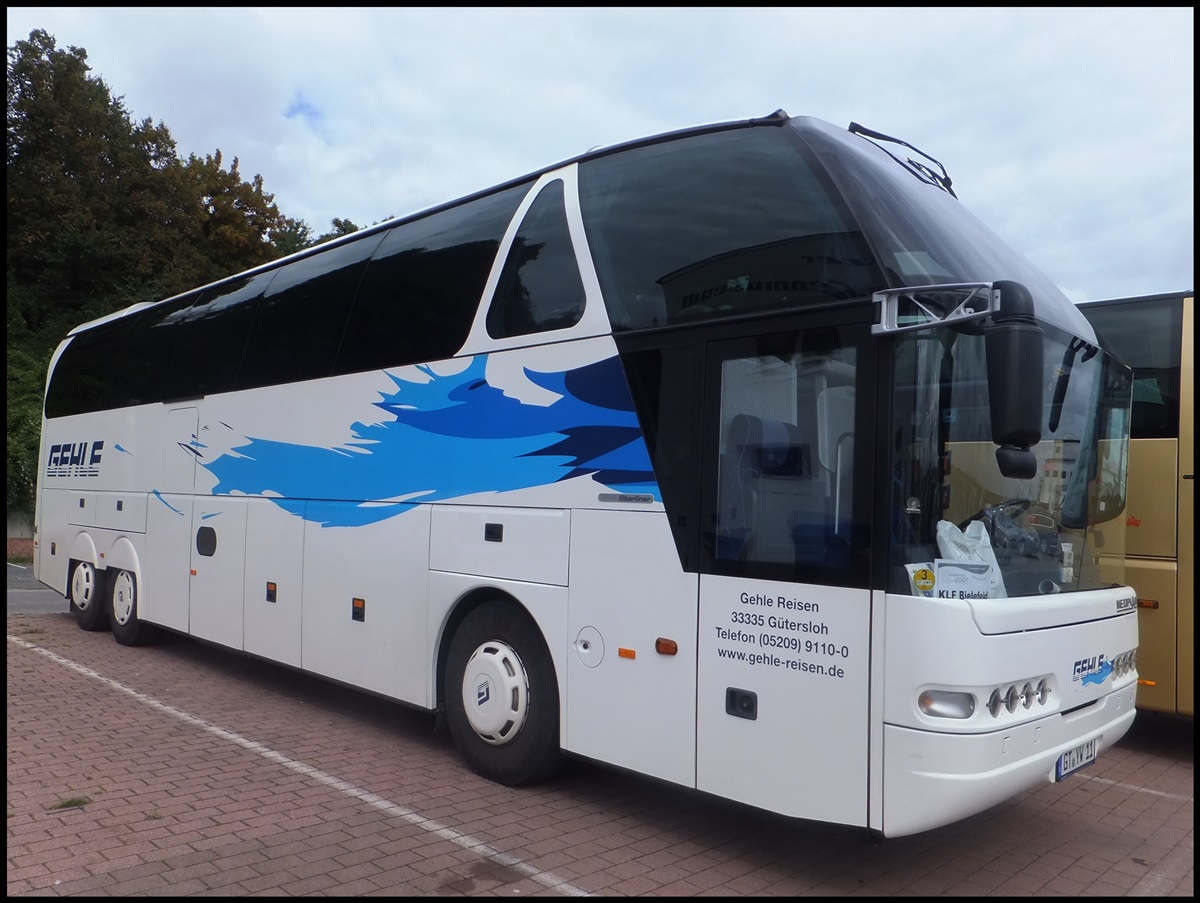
1055, 737, 1097, 780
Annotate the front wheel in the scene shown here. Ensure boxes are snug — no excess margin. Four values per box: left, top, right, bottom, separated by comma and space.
69, 560, 110, 631
444, 600, 563, 786
108, 569, 161, 647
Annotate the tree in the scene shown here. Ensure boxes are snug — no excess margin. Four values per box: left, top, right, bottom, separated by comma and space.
271, 217, 316, 258
5, 29, 307, 516
7, 29, 180, 343
6, 347, 46, 516
169, 149, 291, 277
314, 217, 362, 245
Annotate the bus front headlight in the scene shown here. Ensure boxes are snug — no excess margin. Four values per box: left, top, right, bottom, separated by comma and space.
917, 689, 976, 719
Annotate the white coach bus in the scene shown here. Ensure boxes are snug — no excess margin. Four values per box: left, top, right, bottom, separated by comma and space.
35, 111, 1138, 837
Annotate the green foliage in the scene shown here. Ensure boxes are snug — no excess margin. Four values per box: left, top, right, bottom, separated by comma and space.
5, 28, 353, 516
8, 30, 181, 341
170, 149, 290, 277
314, 217, 362, 245
6, 346, 46, 515
271, 217, 316, 258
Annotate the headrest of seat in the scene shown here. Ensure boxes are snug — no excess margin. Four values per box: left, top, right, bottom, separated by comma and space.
728, 414, 807, 476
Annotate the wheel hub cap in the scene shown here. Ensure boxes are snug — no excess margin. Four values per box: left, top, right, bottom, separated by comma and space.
461, 640, 529, 746
112, 572, 135, 625
71, 565, 95, 610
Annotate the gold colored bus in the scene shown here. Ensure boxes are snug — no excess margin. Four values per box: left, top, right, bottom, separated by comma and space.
1079, 292, 1194, 716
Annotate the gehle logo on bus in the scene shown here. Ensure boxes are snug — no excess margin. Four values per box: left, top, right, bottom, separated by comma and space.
1072, 653, 1111, 685
45, 440, 104, 478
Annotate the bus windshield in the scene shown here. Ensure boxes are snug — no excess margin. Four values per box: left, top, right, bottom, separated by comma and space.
890, 321, 1133, 600
796, 117, 1088, 339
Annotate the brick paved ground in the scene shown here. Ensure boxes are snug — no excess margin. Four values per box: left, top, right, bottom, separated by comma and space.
7, 538, 33, 560
7, 609, 1194, 896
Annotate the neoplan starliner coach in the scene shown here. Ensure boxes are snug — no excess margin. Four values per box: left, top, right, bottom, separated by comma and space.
36, 110, 1138, 837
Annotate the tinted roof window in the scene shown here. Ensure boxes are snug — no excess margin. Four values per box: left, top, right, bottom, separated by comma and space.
579, 126, 881, 330
487, 179, 585, 339
338, 183, 527, 373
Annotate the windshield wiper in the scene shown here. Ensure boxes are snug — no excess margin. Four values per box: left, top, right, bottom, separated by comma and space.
1049, 337, 1098, 432
848, 122, 957, 198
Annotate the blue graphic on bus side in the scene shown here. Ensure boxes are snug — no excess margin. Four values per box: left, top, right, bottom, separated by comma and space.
151, 489, 185, 516
201, 354, 660, 526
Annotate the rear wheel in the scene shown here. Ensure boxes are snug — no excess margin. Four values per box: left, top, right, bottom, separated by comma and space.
108, 569, 161, 647
69, 560, 110, 631
445, 600, 563, 786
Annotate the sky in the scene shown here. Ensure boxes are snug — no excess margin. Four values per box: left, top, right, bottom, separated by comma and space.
6, 7, 1194, 304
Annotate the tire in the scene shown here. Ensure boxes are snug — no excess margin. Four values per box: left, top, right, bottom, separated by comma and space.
108, 568, 161, 647
69, 560, 110, 632
444, 600, 563, 786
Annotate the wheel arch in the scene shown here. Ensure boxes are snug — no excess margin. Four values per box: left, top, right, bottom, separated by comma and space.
438, 586, 567, 785
68, 532, 99, 571
435, 587, 531, 712
103, 536, 142, 587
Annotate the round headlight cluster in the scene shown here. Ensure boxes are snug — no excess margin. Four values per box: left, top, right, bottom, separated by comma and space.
1112, 648, 1137, 678
986, 678, 1051, 718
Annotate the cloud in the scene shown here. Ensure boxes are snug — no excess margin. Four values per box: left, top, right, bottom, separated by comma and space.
6, 6, 1193, 300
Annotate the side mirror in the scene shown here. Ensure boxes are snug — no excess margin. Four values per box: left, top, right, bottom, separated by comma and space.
985, 281, 1043, 479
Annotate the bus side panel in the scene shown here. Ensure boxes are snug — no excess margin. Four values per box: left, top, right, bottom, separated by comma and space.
139, 407, 199, 633
1106, 437, 1184, 715
94, 489, 148, 534
1175, 293, 1193, 717
188, 495, 248, 651
69, 490, 97, 526
1124, 439, 1178, 558
35, 489, 80, 595
142, 493, 192, 632
430, 505, 569, 586
37, 403, 138, 594
1108, 559, 1177, 714
696, 576, 870, 826
243, 498, 305, 668
565, 508, 699, 788
300, 502, 431, 704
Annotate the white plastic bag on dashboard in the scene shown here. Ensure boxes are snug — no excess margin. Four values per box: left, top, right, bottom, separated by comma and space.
935, 519, 1008, 599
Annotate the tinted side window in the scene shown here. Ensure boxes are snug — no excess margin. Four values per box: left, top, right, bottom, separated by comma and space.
114, 294, 198, 406
45, 315, 134, 418
578, 128, 881, 331
238, 235, 382, 390
617, 341, 702, 570
1081, 297, 1183, 440
703, 323, 870, 588
160, 273, 275, 400
337, 183, 527, 374
486, 179, 585, 339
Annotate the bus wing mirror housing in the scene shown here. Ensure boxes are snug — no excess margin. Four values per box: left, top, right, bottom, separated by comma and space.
871, 282, 999, 334
985, 280, 1043, 480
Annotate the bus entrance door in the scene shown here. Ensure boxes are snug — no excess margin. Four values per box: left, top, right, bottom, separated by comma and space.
695, 576, 871, 826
